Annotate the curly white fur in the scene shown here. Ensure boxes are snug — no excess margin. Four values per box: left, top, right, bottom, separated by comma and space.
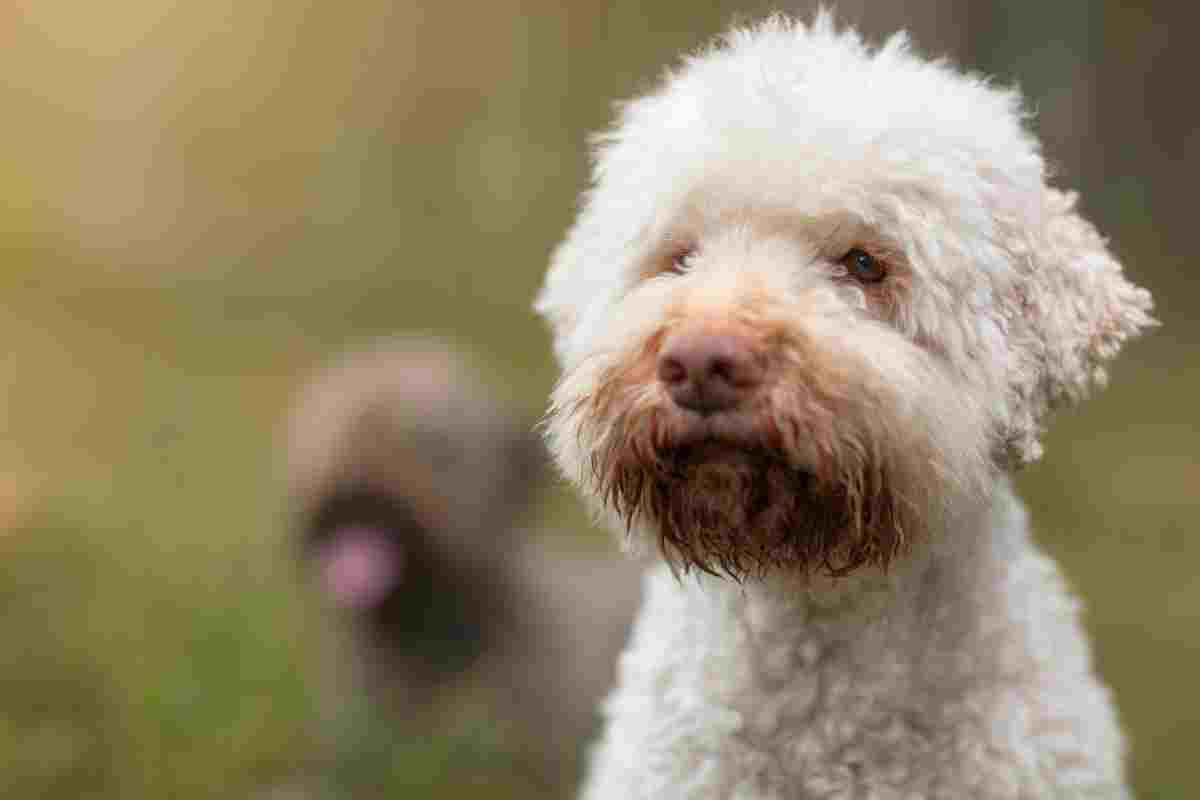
538, 13, 1152, 799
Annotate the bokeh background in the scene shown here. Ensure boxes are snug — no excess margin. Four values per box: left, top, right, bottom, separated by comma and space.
1, 1, 1195, 797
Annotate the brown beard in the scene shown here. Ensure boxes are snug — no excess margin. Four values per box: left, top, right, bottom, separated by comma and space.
595, 438, 907, 581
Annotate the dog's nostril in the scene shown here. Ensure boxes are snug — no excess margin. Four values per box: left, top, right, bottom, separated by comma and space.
657, 326, 764, 414
657, 355, 688, 386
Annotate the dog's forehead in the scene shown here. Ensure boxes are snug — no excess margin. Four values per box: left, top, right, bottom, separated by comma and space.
652, 25, 1031, 162
598, 22, 1044, 241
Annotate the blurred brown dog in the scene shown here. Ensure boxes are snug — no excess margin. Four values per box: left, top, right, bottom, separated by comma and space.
284, 337, 639, 791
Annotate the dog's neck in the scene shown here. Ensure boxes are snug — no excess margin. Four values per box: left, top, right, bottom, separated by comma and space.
677, 475, 1022, 650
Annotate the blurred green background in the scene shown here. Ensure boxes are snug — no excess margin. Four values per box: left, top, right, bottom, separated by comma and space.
0, 1, 1195, 797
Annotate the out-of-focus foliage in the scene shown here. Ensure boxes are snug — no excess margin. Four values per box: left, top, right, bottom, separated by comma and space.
0, 1, 1195, 797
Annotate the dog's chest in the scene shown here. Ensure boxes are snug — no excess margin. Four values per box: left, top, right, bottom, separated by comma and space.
590, 566, 1054, 800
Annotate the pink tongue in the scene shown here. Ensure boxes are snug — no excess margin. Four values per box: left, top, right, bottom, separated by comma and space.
319, 526, 404, 611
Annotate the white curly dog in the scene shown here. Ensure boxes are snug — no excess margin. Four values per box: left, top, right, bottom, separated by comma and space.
536, 14, 1153, 800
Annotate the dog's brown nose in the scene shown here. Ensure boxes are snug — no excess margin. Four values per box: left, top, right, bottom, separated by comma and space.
657, 322, 764, 414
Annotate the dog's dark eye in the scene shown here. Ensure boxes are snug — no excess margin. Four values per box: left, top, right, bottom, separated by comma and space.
667, 246, 696, 275
841, 248, 887, 283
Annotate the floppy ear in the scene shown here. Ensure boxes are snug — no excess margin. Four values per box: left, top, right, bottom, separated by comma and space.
535, 234, 584, 365
536, 197, 649, 367
1004, 188, 1155, 464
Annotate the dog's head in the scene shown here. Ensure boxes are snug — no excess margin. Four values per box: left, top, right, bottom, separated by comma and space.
537, 16, 1153, 580
285, 337, 544, 663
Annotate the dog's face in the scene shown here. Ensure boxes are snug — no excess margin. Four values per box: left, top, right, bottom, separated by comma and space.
285, 338, 543, 673
538, 17, 1153, 580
